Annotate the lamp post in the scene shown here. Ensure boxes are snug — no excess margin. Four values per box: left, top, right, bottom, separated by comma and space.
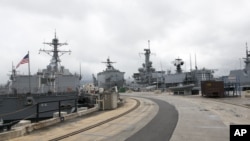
239, 58, 242, 69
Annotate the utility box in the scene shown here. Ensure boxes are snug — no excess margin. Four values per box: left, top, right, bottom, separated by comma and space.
98, 92, 118, 110
201, 81, 224, 97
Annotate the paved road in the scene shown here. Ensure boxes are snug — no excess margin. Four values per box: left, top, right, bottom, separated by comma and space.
10, 97, 159, 141
126, 98, 178, 141
67, 97, 158, 141
124, 92, 230, 141
10, 92, 239, 141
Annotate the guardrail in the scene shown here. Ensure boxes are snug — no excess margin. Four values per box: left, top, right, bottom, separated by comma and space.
0, 98, 78, 132
35, 98, 78, 122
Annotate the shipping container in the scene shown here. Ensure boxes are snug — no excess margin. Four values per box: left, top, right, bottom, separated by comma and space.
201, 81, 224, 97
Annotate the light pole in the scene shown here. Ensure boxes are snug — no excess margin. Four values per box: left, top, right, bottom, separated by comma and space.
239, 58, 242, 69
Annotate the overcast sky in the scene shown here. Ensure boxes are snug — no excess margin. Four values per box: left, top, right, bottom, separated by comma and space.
1, 0, 250, 84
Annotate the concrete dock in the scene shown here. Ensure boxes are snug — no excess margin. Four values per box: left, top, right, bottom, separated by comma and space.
2, 92, 250, 141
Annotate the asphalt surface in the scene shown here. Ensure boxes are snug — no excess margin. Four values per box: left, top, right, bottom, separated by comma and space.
9, 98, 157, 141
126, 98, 178, 141
9, 92, 241, 141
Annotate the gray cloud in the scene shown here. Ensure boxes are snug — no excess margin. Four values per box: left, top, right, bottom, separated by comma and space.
1, 0, 250, 83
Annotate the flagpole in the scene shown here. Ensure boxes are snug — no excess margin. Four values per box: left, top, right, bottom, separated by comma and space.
28, 51, 31, 94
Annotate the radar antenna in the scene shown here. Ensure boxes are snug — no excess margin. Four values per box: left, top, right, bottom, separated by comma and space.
102, 57, 116, 70
172, 58, 184, 73
39, 32, 71, 72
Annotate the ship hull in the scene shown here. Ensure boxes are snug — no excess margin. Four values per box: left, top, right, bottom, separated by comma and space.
97, 71, 125, 90
169, 84, 195, 91
0, 93, 77, 122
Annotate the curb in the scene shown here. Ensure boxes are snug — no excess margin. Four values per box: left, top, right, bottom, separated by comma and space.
0, 105, 99, 141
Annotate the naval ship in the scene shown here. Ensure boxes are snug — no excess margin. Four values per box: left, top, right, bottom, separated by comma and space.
227, 43, 250, 90
164, 57, 214, 93
97, 57, 125, 90
0, 34, 81, 122
131, 41, 214, 93
164, 58, 194, 87
132, 41, 165, 89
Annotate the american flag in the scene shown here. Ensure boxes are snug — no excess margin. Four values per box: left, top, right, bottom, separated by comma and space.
16, 53, 29, 68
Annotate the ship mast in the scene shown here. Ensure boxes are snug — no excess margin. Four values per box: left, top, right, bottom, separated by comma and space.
102, 57, 116, 70
144, 40, 151, 73
143, 40, 154, 84
39, 32, 71, 72
243, 42, 250, 70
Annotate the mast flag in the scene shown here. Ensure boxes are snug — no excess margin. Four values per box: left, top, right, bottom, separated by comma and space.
16, 53, 29, 68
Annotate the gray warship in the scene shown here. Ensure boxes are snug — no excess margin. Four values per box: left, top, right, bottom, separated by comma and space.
97, 57, 125, 90
164, 57, 214, 93
130, 40, 214, 92
164, 58, 194, 87
227, 43, 250, 90
0, 33, 81, 122
132, 41, 165, 89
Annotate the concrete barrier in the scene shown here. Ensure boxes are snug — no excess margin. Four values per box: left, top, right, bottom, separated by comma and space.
154, 90, 162, 94
0, 105, 99, 141
245, 93, 250, 98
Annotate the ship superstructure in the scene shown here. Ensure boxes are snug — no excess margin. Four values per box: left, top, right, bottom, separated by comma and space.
97, 57, 125, 90
4, 33, 80, 94
165, 57, 214, 89
132, 41, 165, 86
0, 33, 81, 122
164, 58, 193, 87
228, 43, 250, 90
